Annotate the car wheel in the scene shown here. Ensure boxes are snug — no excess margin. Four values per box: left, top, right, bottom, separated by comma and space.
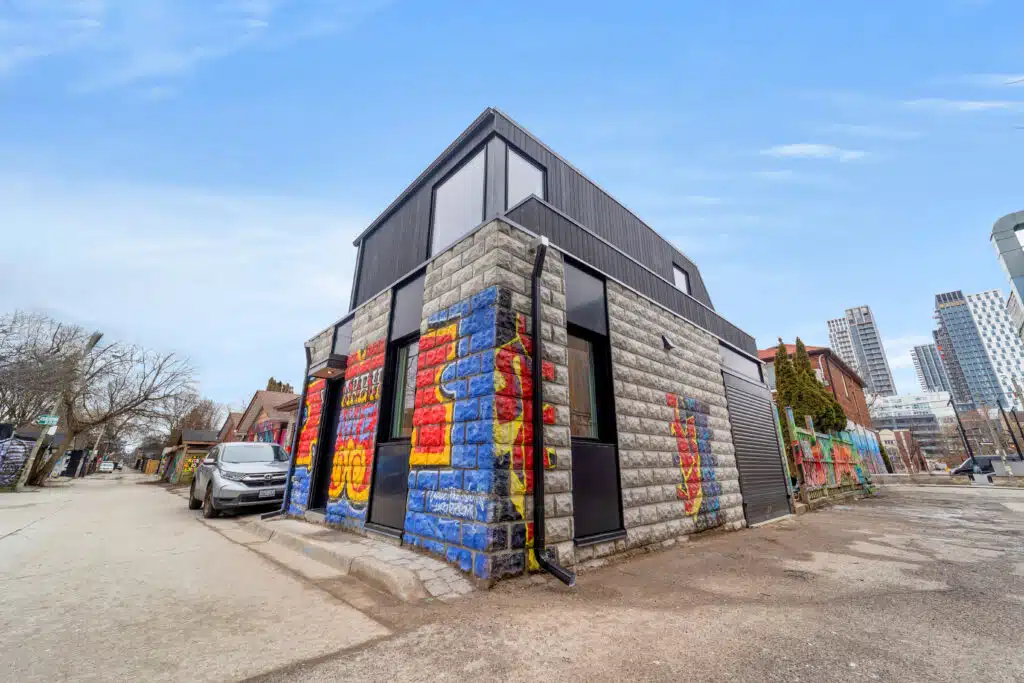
202, 484, 219, 519
188, 480, 202, 510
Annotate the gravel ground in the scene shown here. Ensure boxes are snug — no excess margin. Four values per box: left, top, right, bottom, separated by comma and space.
258, 485, 1024, 683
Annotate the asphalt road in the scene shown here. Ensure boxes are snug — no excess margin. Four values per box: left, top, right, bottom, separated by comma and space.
2, 475, 1023, 682
0, 472, 389, 682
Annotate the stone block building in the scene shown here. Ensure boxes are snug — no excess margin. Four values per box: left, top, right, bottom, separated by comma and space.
281, 109, 793, 582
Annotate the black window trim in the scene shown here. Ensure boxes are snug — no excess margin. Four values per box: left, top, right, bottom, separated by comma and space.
504, 142, 547, 211
672, 263, 691, 295
566, 323, 616, 444
426, 139, 490, 259
378, 331, 420, 445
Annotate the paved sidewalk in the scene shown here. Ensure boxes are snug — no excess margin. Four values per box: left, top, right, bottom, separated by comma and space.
166, 486, 475, 601
234, 516, 476, 601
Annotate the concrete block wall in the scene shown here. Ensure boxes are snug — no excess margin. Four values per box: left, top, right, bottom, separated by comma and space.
402, 221, 569, 581
288, 376, 325, 515
288, 291, 390, 518
576, 281, 744, 561
324, 291, 390, 528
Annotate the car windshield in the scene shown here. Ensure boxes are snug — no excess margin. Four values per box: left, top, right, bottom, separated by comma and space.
221, 444, 288, 463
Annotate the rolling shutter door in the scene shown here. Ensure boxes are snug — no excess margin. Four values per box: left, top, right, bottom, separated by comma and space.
722, 371, 791, 525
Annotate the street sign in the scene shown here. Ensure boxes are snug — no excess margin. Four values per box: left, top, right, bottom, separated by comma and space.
36, 415, 59, 426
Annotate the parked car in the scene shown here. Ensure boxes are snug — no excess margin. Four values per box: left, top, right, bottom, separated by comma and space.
189, 443, 289, 518
98, 461, 115, 474
951, 457, 996, 475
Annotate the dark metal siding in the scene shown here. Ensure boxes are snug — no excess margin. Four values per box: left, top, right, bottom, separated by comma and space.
352, 120, 496, 308
493, 112, 713, 309
722, 372, 791, 525
507, 197, 756, 355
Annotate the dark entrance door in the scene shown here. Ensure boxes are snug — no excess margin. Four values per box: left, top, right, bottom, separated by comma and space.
367, 442, 411, 533
308, 379, 342, 511
571, 441, 622, 540
722, 370, 791, 525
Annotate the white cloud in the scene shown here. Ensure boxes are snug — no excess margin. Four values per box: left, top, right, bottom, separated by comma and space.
883, 335, 934, 371
822, 123, 922, 140
761, 143, 867, 162
0, 0, 389, 91
948, 73, 1024, 87
0, 172, 368, 403
903, 98, 1024, 112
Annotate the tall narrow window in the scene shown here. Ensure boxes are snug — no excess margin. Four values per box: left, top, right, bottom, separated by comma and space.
389, 340, 419, 439
673, 265, 691, 294
567, 335, 599, 439
431, 150, 485, 255
506, 148, 544, 209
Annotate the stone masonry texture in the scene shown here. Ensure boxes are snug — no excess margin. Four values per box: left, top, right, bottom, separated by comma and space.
575, 281, 745, 562
288, 291, 390, 520
404, 221, 567, 581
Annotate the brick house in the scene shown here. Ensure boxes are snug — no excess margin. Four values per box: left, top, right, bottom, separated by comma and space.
236, 390, 300, 452
282, 108, 794, 583
759, 344, 872, 429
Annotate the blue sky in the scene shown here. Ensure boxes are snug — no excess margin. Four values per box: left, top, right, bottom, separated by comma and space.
2, 0, 1023, 408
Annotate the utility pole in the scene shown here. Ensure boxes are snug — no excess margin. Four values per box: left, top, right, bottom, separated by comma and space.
981, 401, 1012, 482
949, 398, 976, 469
997, 399, 1023, 461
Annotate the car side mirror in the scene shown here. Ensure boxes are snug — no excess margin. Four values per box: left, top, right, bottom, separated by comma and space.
203, 457, 215, 466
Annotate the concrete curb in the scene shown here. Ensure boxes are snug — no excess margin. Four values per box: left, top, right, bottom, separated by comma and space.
234, 517, 428, 602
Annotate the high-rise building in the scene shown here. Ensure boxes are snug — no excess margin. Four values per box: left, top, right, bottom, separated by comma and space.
870, 392, 955, 459
933, 326, 973, 408
827, 305, 897, 396
933, 289, 1024, 410
911, 343, 951, 393
991, 211, 1024, 340
827, 317, 857, 370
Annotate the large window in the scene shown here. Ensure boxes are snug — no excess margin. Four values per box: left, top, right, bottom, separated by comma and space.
673, 265, 691, 294
567, 334, 599, 439
389, 340, 419, 439
507, 148, 544, 209
431, 150, 485, 255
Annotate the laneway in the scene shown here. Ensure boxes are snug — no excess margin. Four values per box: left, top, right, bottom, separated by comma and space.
0, 473, 389, 683
2, 476, 1023, 682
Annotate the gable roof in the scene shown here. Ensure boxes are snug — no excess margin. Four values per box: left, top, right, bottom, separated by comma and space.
236, 390, 301, 436
217, 412, 242, 441
179, 429, 219, 445
757, 344, 865, 388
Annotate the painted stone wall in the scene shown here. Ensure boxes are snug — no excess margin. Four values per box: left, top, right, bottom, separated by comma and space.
322, 290, 390, 527
287, 377, 325, 514
587, 281, 745, 562
325, 338, 385, 528
405, 221, 570, 580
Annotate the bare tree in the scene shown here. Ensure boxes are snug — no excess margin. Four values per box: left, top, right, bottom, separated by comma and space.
0, 312, 84, 425
26, 340, 195, 485
151, 392, 222, 434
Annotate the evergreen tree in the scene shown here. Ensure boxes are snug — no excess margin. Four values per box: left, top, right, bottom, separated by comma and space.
878, 441, 895, 474
773, 339, 800, 483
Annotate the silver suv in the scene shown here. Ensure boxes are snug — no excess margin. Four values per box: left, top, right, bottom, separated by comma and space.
189, 443, 290, 518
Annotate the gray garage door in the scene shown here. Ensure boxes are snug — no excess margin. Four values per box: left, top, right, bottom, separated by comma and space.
722, 370, 791, 525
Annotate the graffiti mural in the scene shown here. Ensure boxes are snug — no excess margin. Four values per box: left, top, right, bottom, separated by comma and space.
784, 407, 874, 497
667, 393, 722, 531
326, 339, 385, 524
495, 309, 556, 569
288, 377, 325, 513
410, 321, 460, 467
403, 285, 557, 579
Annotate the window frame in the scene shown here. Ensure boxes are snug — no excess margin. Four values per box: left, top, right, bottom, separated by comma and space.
428, 144, 488, 258
566, 323, 616, 443
379, 332, 420, 444
505, 144, 546, 210
672, 264, 691, 295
